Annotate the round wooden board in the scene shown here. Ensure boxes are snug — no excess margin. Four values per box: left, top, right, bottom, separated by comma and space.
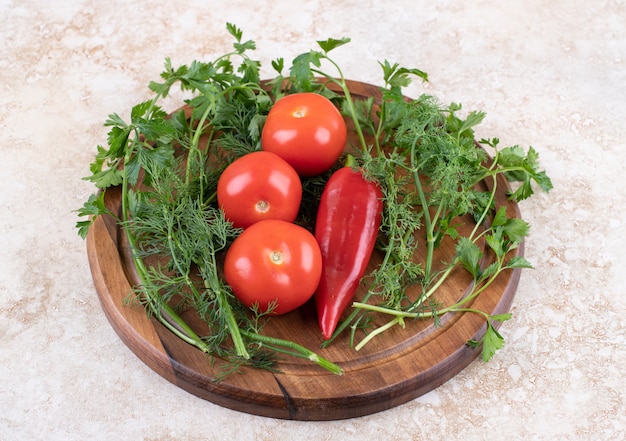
86, 80, 524, 421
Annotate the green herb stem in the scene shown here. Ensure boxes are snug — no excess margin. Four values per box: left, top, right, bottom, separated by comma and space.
409, 138, 435, 280
354, 315, 404, 351
187, 98, 215, 185
157, 303, 211, 353
373, 99, 387, 153
470, 174, 498, 240
353, 257, 504, 322
240, 330, 343, 375
311, 61, 371, 155
202, 270, 250, 360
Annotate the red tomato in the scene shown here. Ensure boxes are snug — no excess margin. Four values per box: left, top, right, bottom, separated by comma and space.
217, 151, 302, 229
261, 92, 347, 177
224, 220, 322, 315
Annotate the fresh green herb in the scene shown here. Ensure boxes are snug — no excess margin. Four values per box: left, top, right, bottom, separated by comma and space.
77, 23, 342, 376
285, 39, 551, 360
77, 23, 552, 372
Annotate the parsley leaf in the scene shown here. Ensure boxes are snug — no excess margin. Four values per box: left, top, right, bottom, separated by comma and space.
75, 192, 115, 239
317, 37, 351, 54
290, 50, 323, 91
455, 237, 483, 279
468, 320, 506, 362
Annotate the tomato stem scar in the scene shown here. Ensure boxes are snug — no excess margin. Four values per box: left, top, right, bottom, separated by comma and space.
255, 200, 270, 213
270, 250, 283, 264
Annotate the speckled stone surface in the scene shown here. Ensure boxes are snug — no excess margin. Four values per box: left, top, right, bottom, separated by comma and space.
1, 1, 625, 439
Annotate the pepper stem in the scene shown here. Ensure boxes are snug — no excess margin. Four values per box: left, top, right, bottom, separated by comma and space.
344, 153, 357, 168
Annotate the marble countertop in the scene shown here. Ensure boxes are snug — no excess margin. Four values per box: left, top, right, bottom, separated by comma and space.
2, 0, 625, 439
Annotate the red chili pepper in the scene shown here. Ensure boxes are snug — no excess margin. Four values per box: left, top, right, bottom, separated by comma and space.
314, 159, 383, 340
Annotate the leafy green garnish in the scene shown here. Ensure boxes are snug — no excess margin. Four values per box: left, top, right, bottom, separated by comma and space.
77, 23, 552, 372
76, 23, 343, 376
296, 43, 551, 359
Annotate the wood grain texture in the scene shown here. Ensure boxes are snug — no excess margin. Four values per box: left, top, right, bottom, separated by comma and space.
86, 80, 524, 421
